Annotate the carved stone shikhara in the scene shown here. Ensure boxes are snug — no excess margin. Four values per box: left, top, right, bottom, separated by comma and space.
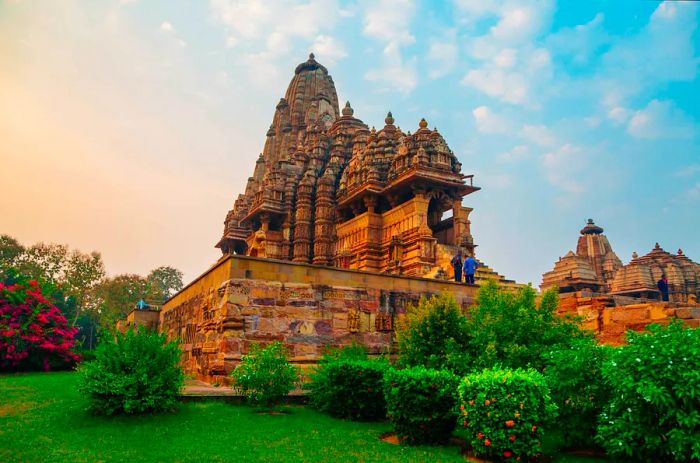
216, 54, 480, 276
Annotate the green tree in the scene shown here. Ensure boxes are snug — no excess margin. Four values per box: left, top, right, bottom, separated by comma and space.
94, 274, 150, 329
396, 293, 472, 375
0, 235, 25, 272
466, 281, 586, 372
147, 266, 183, 303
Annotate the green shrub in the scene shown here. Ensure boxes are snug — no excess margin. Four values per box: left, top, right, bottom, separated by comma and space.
309, 358, 389, 420
308, 343, 368, 412
466, 282, 586, 372
543, 337, 611, 448
458, 368, 557, 461
78, 328, 183, 415
231, 342, 299, 409
596, 321, 700, 462
384, 367, 459, 445
396, 293, 471, 375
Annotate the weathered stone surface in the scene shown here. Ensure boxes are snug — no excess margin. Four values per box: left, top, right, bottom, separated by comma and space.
160, 255, 477, 382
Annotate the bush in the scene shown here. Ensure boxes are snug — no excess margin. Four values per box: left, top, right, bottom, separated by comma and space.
596, 321, 700, 462
308, 343, 368, 412
384, 367, 459, 445
458, 368, 557, 461
231, 342, 299, 409
309, 358, 389, 420
466, 282, 585, 372
1, 271, 80, 371
543, 337, 610, 448
396, 293, 471, 375
78, 327, 183, 415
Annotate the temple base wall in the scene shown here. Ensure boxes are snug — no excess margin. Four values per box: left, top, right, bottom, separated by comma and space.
159, 255, 478, 384
558, 292, 700, 345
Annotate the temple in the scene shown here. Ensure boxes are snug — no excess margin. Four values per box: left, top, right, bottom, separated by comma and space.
542, 219, 700, 303
216, 54, 481, 277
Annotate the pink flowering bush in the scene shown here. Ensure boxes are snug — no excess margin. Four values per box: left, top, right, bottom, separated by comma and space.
0, 272, 80, 371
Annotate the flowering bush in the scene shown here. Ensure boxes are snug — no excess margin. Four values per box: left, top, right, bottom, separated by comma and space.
309, 358, 390, 420
458, 368, 557, 461
384, 366, 459, 444
79, 327, 184, 415
596, 321, 700, 462
0, 272, 79, 371
231, 342, 300, 410
543, 337, 611, 448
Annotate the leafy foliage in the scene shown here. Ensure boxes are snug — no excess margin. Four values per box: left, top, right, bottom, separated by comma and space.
78, 327, 184, 415
231, 342, 300, 409
395, 293, 471, 375
466, 281, 585, 372
0, 270, 80, 371
147, 266, 184, 302
458, 368, 557, 461
596, 321, 700, 462
309, 358, 390, 421
543, 337, 611, 448
384, 366, 459, 445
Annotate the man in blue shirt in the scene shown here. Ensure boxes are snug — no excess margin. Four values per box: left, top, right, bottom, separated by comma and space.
463, 254, 478, 285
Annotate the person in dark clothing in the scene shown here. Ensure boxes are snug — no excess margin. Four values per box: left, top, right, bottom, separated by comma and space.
451, 250, 463, 283
657, 275, 669, 302
463, 254, 478, 285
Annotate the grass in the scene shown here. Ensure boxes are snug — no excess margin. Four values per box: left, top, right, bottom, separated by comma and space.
0, 372, 612, 463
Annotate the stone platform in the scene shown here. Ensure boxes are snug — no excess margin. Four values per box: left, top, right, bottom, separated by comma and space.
161, 255, 479, 384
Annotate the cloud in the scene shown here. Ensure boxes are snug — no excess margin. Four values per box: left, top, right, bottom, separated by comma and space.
310, 35, 346, 65
362, 0, 417, 93
540, 144, 586, 194
209, 0, 340, 52
427, 30, 457, 79
472, 106, 509, 134
497, 144, 529, 163
626, 99, 696, 140
365, 42, 417, 93
521, 124, 556, 147
687, 181, 700, 201
675, 164, 700, 177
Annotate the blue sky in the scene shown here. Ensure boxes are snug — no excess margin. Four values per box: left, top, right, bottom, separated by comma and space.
1, 0, 698, 286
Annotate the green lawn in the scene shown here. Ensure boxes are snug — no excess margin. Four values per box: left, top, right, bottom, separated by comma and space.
0, 372, 612, 463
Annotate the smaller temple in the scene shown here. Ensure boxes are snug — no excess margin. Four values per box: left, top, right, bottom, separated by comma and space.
541, 219, 622, 293
542, 219, 699, 303
611, 244, 700, 304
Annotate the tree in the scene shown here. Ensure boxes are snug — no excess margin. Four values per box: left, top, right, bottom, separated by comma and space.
94, 274, 150, 329
0, 270, 80, 371
147, 266, 183, 303
63, 250, 105, 325
0, 235, 25, 272
466, 281, 587, 372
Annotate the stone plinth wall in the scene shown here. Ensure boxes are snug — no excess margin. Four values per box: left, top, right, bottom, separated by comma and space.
159, 255, 478, 383
116, 309, 160, 332
558, 293, 700, 345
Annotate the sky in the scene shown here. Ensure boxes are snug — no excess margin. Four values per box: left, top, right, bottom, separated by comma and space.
1, 0, 699, 286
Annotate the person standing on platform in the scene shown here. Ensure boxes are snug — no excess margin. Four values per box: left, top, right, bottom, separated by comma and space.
463, 254, 478, 285
451, 250, 463, 283
657, 275, 670, 302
